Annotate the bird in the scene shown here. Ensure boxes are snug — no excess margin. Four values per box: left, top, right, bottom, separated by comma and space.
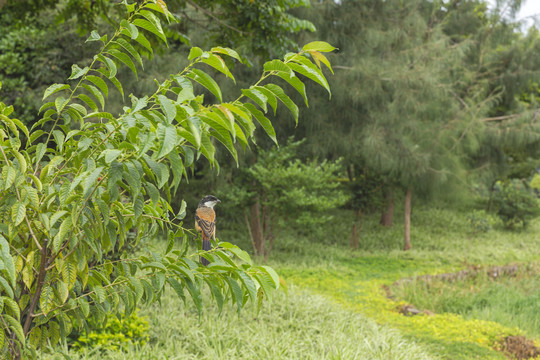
195, 195, 220, 266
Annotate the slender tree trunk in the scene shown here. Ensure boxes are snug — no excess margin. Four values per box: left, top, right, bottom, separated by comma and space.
250, 200, 264, 256
350, 208, 363, 249
380, 188, 394, 227
403, 187, 412, 251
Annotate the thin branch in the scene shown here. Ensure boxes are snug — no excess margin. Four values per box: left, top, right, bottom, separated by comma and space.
185, 0, 246, 35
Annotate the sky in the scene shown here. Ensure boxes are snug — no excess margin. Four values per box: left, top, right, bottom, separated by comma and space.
487, 0, 540, 28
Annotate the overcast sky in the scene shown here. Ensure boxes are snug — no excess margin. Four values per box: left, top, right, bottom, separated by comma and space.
487, 0, 540, 27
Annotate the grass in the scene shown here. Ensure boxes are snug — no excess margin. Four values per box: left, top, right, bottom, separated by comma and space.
44, 202, 540, 359
43, 286, 434, 360
392, 264, 540, 338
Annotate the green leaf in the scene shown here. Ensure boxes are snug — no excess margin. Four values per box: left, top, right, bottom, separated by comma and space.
244, 103, 277, 144
253, 86, 277, 114
260, 265, 280, 290
204, 278, 224, 313
86, 75, 109, 97
264, 59, 294, 77
43, 84, 70, 101
78, 298, 90, 317
55, 96, 68, 113
2, 297, 20, 320
264, 84, 299, 124
157, 95, 176, 123
225, 277, 243, 313
82, 167, 103, 197
53, 217, 72, 253
309, 50, 334, 74
107, 48, 138, 78
68, 64, 89, 80
4, 314, 25, 345
11, 203, 26, 226
0, 277, 14, 299
40, 285, 54, 315
96, 54, 117, 79
86, 30, 102, 42
288, 59, 331, 98
236, 271, 257, 304
120, 19, 139, 39
93, 285, 106, 303
156, 123, 178, 158
114, 38, 144, 68
211, 46, 242, 62
185, 279, 202, 316
62, 261, 78, 289
219, 242, 253, 265
49, 210, 67, 230
100, 149, 122, 164
202, 54, 235, 82
81, 83, 105, 110
276, 71, 308, 107
188, 47, 203, 60
167, 278, 185, 304
133, 17, 167, 45
133, 32, 153, 54
241, 89, 267, 112
134, 195, 144, 221
78, 93, 98, 112
302, 41, 337, 52
57, 280, 69, 303
186, 68, 222, 102
210, 129, 237, 164
0, 236, 15, 287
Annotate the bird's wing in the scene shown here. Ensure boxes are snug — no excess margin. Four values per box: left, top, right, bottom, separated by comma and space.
195, 214, 215, 239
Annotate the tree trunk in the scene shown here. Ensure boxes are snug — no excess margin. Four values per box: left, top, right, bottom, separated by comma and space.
250, 200, 264, 256
380, 188, 394, 227
350, 208, 363, 249
403, 187, 412, 251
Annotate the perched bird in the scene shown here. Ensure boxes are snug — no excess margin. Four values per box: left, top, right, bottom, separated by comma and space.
195, 195, 220, 266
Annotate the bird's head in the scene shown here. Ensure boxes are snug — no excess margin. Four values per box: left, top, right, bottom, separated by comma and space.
199, 195, 221, 209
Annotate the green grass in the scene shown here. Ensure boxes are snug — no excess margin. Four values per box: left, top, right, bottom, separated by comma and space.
392, 264, 540, 338
261, 205, 540, 360
43, 286, 434, 360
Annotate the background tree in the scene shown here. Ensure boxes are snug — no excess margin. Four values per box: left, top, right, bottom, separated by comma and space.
219, 139, 348, 261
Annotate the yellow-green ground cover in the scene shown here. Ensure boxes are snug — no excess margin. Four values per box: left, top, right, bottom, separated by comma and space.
274, 207, 540, 359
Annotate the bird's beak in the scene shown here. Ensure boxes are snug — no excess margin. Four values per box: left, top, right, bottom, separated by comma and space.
217, 199, 221, 203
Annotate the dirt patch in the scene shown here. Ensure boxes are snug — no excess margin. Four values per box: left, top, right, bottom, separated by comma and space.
397, 304, 435, 316
392, 264, 520, 288
498, 335, 540, 360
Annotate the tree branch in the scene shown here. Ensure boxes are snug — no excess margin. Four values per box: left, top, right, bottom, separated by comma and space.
185, 0, 246, 35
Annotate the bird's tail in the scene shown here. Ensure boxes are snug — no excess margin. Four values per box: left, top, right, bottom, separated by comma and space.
200, 239, 211, 266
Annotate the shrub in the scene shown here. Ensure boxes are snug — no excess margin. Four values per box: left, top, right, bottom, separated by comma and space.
492, 179, 540, 229
71, 311, 149, 351
466, 209, 497, 234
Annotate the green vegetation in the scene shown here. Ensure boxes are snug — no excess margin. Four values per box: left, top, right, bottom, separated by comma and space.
44, 286, 434, 360
2, 0, 540, 359
37, 205, 540, 360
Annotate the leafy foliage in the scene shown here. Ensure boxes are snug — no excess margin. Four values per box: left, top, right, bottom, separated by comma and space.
491, 179, 540, 229
71, 310, 149, 351
220, 139, 348, 259
0, 1, 335, 358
